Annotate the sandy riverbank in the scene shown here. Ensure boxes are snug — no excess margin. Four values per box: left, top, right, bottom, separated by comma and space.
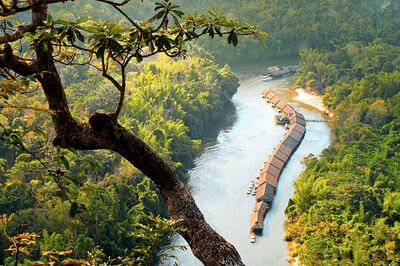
293, 88, 333, 117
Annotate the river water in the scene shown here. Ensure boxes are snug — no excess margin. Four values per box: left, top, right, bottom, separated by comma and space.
172, 75, 331, 265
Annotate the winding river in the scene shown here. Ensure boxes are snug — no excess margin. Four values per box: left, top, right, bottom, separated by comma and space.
173, 74, 331, 265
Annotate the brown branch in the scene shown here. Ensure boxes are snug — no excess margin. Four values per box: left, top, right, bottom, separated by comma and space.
0, 24, 37, 44
114, 66, 125, 116
94, 0, 131, 7
0, 0, 67, 17
0, 44, 38, 75
51, 113, 245, 266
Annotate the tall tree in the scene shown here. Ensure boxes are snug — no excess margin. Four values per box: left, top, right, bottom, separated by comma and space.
0, 0, 264, 265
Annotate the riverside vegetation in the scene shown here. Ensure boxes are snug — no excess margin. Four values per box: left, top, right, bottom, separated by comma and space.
286, 40, 400, 265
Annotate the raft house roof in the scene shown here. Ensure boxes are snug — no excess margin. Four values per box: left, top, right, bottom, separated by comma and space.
283, 105, 295, 116
266, 91, 276, 99
271, 96, 282, 105
277, 143, 294, 156
264, 163, 282, 178
276, 100, 288, 110
291, 117, 306, 126
266, 156, 285, 169
282, 136, 300, 150
262, 88, 271, 95
259, 171, 279, 188
291, 123, 306, 135
290, 111, 305, 120
288, 129, 304, 142
250, 211, 264, 232
274, 150, 290, 162
256, 183, 276, 203
253, 201, 269, 215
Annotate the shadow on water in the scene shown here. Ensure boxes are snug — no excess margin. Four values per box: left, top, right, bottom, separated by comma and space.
199, 101, 238, 146
181, 100, 238, 189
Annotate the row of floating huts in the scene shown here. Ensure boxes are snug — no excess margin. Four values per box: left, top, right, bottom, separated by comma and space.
250, 88, 307, 235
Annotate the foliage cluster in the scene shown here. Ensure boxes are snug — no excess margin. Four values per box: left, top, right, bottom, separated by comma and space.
179, 0, 400, 64
286, 40, 400, 265
0, 52, 239, 265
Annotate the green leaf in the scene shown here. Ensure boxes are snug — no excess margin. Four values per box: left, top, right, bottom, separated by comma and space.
69, 202, 79, 218
75, 30, 85, 42
60, 155, 70, 170
95, 44, 106, 58
227, 31, 238, 47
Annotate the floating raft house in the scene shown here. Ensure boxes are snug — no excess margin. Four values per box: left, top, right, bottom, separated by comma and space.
250, 88, 307, 234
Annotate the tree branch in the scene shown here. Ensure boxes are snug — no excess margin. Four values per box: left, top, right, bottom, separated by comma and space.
0, 44, 38, 75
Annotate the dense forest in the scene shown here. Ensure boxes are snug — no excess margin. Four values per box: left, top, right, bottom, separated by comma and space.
0, 52, 239, 264
180, 0, 400, 64
286, 40, 400, 264
0, 0, 399, 265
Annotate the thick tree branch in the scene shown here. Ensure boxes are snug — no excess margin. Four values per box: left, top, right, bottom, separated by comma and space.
0, 24, 36, 44
52, 113, 245, 266
0, 44, 38, 75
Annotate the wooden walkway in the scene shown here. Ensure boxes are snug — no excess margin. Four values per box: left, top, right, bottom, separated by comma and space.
250, 88, 307, 234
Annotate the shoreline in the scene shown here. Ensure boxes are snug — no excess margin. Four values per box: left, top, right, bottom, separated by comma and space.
286, 86, 332, 266
293, 88, 333, 117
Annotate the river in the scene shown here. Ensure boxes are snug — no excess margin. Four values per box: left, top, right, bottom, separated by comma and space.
172, 75, 331, 265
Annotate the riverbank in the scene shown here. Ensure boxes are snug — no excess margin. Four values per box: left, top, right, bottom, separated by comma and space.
293, 88, 333, 117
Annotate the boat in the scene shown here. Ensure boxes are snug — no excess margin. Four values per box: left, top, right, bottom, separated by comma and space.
262, 65, 299, 80
246, 189, 252, 194
252, 190, 256, 196
250, 234, 256, 243
262, 76, 273, 82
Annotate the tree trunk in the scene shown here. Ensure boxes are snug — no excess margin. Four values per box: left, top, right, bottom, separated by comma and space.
35, 34, 244, 266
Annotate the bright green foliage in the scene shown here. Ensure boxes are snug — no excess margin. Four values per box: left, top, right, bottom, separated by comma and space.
286, 40, 400, 265
0, 51, 238, 264
295, 41, 400, 93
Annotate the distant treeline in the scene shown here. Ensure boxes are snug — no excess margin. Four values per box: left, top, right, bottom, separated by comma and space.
49, 0, 400, 64
285, 39, 400, 264
181, 0, 400, 64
